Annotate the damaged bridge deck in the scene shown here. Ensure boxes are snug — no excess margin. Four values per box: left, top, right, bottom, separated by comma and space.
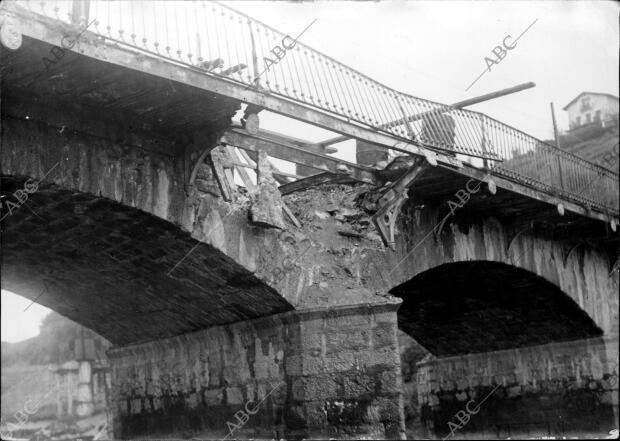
1, 0, 618, 243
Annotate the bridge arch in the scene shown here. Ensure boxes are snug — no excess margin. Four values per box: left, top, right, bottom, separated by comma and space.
1, 175, 292, 346
390, 260, 603, 356
378, 210, 619, 336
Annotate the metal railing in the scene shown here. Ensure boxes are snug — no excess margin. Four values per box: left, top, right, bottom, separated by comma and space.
9, 0, 619, 214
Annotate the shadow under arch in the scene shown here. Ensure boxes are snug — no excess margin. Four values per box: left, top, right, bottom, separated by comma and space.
1, 175, 292, 346
390, 260, 603, 356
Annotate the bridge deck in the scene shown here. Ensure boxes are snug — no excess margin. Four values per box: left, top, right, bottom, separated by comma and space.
1, 0, 618, 226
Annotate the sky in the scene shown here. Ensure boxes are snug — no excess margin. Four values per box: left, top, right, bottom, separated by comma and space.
1, 290, 50, 343
2, 0, 618, 344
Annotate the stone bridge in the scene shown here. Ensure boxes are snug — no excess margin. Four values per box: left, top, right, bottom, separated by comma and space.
1, 1, 618, 439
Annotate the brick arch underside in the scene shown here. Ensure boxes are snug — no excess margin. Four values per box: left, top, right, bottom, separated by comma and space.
391, 261, 603, 356
0, 175, 293, 346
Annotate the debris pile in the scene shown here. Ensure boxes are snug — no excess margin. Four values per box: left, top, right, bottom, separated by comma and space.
284, 183, 384, 246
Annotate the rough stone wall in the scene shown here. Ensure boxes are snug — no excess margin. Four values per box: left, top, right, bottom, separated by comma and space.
397, 332, 430, 435
107, 302, 405, 440
417, 336, 619, 438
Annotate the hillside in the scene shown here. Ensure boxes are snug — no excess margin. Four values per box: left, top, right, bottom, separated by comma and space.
553, 120, 619, 170
1, 312, 111, 421
1, 311, 111, 369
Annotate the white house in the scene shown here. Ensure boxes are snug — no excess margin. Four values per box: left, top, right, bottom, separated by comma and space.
563, 92, 619, 129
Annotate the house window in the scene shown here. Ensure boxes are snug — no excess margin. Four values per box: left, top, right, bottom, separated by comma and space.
576, 116, 581, 126
580, 96, 592, 111
586, 113, 591, 123
595, 110, 601, 122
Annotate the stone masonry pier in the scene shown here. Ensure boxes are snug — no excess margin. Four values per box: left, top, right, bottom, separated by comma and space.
108, 303, 404, 440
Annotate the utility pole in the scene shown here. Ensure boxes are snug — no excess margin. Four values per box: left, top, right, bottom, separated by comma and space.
550, 102, 565, 189
550, 102, 561, 149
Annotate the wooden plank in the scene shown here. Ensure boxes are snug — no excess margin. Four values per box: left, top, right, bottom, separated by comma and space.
210, 147, 233, 201
226, 146, 257, 192
282, 202, 302, 228
253, 126, 338, 154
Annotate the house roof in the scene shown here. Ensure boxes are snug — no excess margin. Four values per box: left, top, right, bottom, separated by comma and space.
563, 92, 619, 111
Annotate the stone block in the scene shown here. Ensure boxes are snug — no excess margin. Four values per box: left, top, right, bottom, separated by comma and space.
225, 386, 244, 405
507, 385, 522, 398
372, 323, 397, 348
344, 373, 375, 399
454, 390, 469, 402
294, 375, 341, 401
302, 354, 325, 375
325, 329, 369, 353
186, 391, 201, 409
600, 390, 619, 405
379, 369, 400, 395
324, 313, 371, 331
285, 354, 302, 376
323, 351, 357, 373
204, 388, 223, 405
356, 346, 399, 369
374, 397, 402, 423
304, 401, 328, 427
299, 332, 323, 350
363, 403, 381, 424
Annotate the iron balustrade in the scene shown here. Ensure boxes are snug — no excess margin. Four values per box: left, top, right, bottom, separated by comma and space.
9, 0, 619, 214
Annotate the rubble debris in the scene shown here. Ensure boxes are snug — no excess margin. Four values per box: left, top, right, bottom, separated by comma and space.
250, 151, 286, 229
283, 183, 385, 247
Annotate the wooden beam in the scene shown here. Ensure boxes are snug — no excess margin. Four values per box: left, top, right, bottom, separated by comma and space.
223, 128, 378, 185
252, 126, 338, 154
210, 147, 234, 201
282, 203, 301, 228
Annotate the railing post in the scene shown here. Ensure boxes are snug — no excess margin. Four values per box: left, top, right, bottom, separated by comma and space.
71, 0, 90, 26
481, 114, 489, 168
248, 22, 260, 88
